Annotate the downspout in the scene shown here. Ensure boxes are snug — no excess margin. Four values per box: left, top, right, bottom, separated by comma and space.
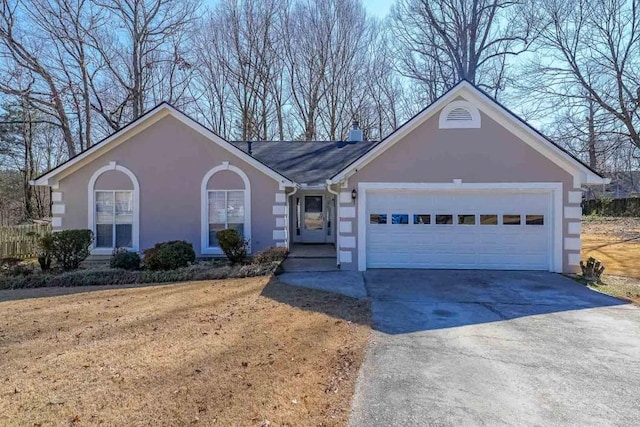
326, 180, 341, 268
285, 185, 299, 250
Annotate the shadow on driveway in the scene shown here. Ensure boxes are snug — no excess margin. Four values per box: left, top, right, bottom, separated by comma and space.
364, 269, 628, 334
349, 270, 640, 426
260, 276, 370, 326
265, 269, 629, 335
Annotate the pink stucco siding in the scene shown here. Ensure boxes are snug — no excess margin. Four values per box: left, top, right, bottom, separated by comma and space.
57, 115, 283, 255
337, 110, 579, 273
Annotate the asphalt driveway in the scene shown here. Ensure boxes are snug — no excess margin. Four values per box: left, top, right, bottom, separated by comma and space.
349, 270, 640, 426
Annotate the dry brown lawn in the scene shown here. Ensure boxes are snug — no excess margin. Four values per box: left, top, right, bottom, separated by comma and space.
0, 277, 371, 427
588, 275, 640, 306
582, 217, 640, 279
582, 217, 640, 305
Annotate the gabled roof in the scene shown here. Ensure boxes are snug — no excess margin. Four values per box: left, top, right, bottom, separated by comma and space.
231, 140, 376, 185
33, 81, 608, 190
329, 80, 608, 186
32, 102, 296, 187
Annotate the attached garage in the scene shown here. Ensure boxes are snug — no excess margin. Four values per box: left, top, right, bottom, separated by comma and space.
329, 81, 608, 274
359, 184, 562, 271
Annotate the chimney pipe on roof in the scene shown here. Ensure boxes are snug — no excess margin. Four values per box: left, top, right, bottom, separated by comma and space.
348, 120, 363, 142
247, 140, 252, 156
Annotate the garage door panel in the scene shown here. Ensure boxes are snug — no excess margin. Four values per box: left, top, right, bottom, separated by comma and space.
365, 190, 552, 270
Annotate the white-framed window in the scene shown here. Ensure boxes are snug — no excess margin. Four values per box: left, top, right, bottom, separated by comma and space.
201, 163, 251, 255
94, 190, 134, 249
207, 190, 245, 248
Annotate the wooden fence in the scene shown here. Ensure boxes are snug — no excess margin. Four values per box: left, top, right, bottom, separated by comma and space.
0, 224, 51, 259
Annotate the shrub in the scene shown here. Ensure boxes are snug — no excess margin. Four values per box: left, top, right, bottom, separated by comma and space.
110, 248, 141, 270
0, 262, 281, 290
51, 229, 93, 270
37, 233, 54, 271
253, 246, 288, 265
1, 257, 21, 268
0, 258, 32, 277
216, 229, 248, 264
143, 240, 196, 270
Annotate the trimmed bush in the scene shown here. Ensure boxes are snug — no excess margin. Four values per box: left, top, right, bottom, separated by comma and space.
110, 248, 141, 270
143, 240, 196, 271
216, 229, 248, 264
0, 262, 280, 290
51, 229, 93, 270
253, 246, 288, 265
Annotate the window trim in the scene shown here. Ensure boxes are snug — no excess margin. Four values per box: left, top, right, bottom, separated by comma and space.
87, 162, 140, 255
201, 163, 251, 255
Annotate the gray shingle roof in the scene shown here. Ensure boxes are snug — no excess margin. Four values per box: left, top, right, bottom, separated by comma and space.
230, 141, 376, 185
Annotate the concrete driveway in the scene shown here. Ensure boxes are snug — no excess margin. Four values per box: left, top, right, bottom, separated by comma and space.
349, 270, 640, 426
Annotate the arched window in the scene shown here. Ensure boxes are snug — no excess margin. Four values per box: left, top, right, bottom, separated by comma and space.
88, 162, 140, 254
201, 163, 251, 254
439, 100, 481, 129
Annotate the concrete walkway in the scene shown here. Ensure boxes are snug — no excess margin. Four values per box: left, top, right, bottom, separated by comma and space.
281, 257, 339, 272
349, 270, 640, 426
282, 244, 339, 272
277, 271, 367, 299
289, 243, 336, 258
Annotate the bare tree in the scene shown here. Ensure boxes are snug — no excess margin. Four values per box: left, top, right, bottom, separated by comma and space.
282, 0, 331, 140
0, 100, 52, 221
532, 0, 640, 151
358, 20, 407, 140
90, 0, 200, 128
203, 0, 284, 141
190, 19, 235, 137
391, 0, 535, 99
0, 0, 78, 156
317, 0, 369, 140
29, 0, 104, 150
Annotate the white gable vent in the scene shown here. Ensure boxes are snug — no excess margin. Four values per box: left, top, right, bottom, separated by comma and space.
439, 100, 481, 129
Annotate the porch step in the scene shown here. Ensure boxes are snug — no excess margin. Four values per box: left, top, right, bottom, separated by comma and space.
282, 257, 339, 272
288, 244, 336, 259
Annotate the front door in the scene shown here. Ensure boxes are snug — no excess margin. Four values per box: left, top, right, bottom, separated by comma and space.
302, 195, 326, 242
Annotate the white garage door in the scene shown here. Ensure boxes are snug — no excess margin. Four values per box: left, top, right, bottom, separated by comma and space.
365, 190, 552, 270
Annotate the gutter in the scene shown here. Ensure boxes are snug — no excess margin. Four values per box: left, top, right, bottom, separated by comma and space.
326, 180, 341, 268
285, 185, 299, 250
